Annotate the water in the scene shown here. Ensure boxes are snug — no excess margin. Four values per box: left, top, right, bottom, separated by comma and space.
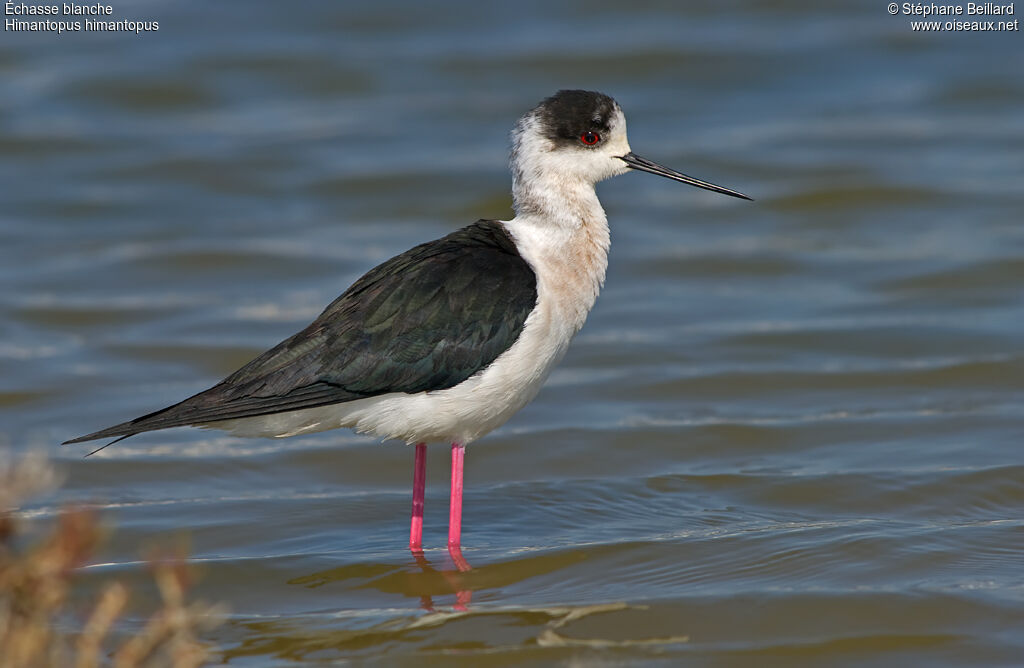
3, 1, 1023, 665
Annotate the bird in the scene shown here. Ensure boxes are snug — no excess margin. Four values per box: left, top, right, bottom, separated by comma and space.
64, 90, 750, 567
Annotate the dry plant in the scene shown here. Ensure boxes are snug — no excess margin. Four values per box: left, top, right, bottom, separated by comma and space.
0, 452, 224, 668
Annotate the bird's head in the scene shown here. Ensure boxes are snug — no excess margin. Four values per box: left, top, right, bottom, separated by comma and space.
511, 90, 751, 208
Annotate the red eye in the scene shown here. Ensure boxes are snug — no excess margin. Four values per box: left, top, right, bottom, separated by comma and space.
580, 131, 600, 145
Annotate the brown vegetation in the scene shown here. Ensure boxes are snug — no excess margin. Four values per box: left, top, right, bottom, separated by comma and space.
0, 452, 223, 667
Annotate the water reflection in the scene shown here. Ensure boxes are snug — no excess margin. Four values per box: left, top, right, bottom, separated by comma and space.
411, 549, 471, 611
289, 552, 472, 611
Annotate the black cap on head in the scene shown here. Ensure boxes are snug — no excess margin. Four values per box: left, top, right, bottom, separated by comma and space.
533, 90, 618, 145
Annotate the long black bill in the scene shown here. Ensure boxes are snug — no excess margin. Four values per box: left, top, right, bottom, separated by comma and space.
618, 152, 752, 201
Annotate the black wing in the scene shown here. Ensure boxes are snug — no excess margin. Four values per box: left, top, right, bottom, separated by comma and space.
64, 220, 537, 444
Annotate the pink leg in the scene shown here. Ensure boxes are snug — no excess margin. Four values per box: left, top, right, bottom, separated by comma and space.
447, 442, 465, 549
409, 442, 426, 553
447, 442, 471, 572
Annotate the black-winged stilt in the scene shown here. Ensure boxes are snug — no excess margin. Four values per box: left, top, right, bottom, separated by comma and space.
65, 90, 750, 567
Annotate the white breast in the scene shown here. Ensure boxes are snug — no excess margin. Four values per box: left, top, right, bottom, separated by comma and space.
208, 214, 610, 446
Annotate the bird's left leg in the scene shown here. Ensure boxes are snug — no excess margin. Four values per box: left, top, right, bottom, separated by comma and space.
409, 442, 427, 553
447, 442, 471, 572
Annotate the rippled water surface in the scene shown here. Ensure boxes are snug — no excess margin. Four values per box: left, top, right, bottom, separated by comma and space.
2, 1, 1023, 665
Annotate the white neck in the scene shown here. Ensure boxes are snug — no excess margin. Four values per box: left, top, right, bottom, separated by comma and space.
507, 182, 610, 331
512, 170, 603, 224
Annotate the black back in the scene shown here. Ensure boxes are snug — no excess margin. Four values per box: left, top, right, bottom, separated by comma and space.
65, 220, 538, 444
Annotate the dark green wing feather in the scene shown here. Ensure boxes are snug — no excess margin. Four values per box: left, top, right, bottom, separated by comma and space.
64, 220, 537, 444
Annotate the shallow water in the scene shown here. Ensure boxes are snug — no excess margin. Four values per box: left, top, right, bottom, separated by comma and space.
2, 1, 1023, 665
